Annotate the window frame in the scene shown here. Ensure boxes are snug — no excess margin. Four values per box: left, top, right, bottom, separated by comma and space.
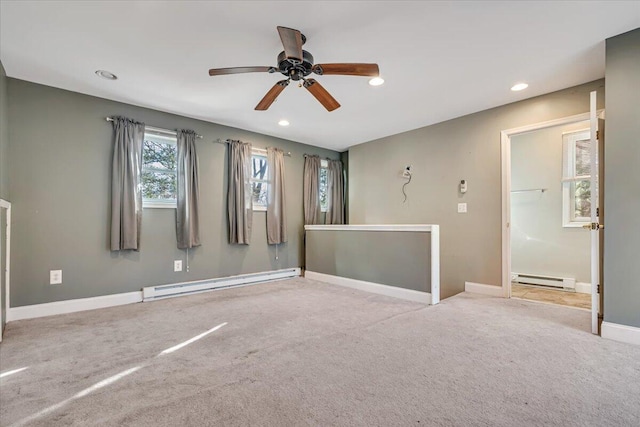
250, 148, 270, 212
141, 130, 178, 209
561, 129, 592, 227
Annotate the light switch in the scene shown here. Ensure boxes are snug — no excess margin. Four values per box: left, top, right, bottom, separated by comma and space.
50, 270, 62, 285
457, 203, 468, 213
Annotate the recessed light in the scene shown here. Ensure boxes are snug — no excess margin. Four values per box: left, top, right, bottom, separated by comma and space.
369, 77, 384, 86
278, 120, 290, 127
511, 82, 528, 91
95, 70, 118, 80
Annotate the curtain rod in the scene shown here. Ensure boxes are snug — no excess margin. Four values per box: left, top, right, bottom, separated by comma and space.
105, 117, 203, 139
511, 188, 547, 193
216, 139, 291, 157
304, 154, 335, 160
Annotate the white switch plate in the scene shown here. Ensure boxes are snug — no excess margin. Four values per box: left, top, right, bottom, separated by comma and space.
457, 203, 468, 213
50, 270, 62, 285
174, 260, 183, 272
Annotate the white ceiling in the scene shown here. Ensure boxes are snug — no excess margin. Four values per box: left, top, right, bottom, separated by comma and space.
1, 1, 639, 151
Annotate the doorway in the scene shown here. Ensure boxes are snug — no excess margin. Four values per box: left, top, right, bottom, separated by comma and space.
501, 101, 604, 333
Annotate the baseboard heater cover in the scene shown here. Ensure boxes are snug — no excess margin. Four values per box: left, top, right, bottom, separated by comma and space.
512, 272, 576, 290
142, 268, 301, 302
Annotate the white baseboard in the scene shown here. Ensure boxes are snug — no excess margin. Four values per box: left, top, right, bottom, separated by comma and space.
575, 282, 591, 294
305, 270, 433, 304
602, 321, 640, 346
7, 291, 143, 322
465, 282, 504, 297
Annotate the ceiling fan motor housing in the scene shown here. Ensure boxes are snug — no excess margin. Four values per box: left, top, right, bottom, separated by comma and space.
277, 50, 314, 80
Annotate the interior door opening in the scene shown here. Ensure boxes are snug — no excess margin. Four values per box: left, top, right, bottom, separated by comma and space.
510, 120, 593, 310
501, 97, 604, 334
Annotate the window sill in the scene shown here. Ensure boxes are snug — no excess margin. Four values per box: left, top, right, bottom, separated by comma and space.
253, 205, 267, 212
563, 222, 589, 228
144, 201, 177, 209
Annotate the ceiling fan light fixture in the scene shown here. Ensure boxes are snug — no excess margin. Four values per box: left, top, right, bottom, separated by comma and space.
95, 70, 118, 80
278, 119, 290, 127
511, 82, 528, 91
369, 77, 385, 86
209, 26, 379, 112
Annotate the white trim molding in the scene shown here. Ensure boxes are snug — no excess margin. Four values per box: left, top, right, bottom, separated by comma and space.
306, 271, 432, 304
601, 322, 640, 346
8, 291, 143, 322
465, 282, 504, 297
0, 198, 10, 342
575, 282, 591, 294
305, 224, 437, 232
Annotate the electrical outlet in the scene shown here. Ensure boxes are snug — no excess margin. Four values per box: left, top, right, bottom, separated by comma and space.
457, 203, 468, 213
174, 260, 183, 272
50, 270, 62, 285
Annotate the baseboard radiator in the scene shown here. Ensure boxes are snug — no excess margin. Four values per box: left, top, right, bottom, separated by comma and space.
142, 268, 301, 302
512, 272, 576, 291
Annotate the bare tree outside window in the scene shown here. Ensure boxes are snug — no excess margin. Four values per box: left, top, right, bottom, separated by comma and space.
251, 154, 269, 209
141, 134, 177, 206
573, 139, 591, 218
319, 166, 328, 212
562, 130, 593, 226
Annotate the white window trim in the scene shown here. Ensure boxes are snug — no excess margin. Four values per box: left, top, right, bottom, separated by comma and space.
562, 129, 590, 227
250, 148, 269, 212
142, 131, 178, 209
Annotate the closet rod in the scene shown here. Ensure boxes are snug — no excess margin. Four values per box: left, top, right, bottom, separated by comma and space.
511, 188, 547, 193
105, 117, 203, 139
216, 139, 291, 157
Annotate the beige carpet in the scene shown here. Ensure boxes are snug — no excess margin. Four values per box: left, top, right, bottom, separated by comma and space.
1, 278, 639, 426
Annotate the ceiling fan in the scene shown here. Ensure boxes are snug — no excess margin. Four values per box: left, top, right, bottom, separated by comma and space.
208, 26, 380, 112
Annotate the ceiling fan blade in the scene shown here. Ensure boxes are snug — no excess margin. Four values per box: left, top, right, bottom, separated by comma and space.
255, 80, 290, 111
277, 26, 303, 62
312, 63, 380, 77
303, 79, 340, 112
209, 66, 275, 76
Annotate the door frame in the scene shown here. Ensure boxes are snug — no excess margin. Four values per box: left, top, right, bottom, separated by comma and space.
500, 111, 604, 300
0, 198, 11, 342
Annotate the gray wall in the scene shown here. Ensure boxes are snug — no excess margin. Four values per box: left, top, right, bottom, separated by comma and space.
511, 121, 591, 284
0, 61, 8, 330
306, 230, 431, 293
604, 28, 640, 328
7, 79, 339, 307
349, 80, 604, 299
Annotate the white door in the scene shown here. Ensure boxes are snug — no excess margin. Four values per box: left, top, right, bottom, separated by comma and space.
588, 91, 603, 335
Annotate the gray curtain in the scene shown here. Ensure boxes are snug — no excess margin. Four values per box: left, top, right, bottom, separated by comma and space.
110, 116, 145, 251
326, 159, 345, 224
228, 141, 253, 244
303, 155, 321, 225
267, 147, 287, 244
176, 130, 201, 249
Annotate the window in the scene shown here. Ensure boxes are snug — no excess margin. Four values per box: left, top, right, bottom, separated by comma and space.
562, 129, 593, 227
319, 159, 329, 212
250, 150, 269, 211
142, 131, 177, 208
